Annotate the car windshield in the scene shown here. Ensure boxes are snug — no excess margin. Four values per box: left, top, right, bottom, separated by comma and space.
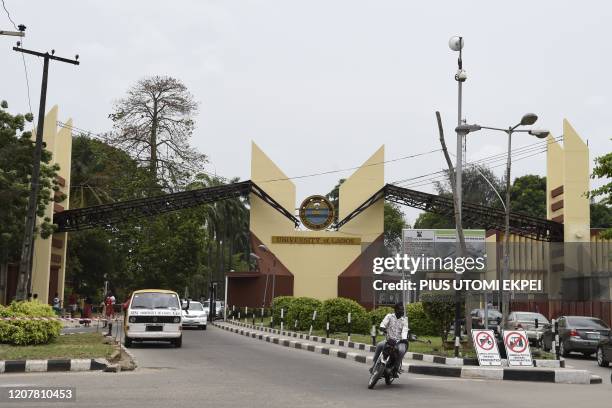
183, 302, 204, 311
131, 292, 180, 309
516, 313, 549, 323
566, 317, 609, 329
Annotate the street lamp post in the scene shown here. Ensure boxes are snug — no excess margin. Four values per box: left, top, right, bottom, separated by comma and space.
449, 35, 467, 357
456, 117, 549, 327
258, 245, 277, 305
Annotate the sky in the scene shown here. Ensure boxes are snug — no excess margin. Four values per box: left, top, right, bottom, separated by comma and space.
2, 0, 610, 224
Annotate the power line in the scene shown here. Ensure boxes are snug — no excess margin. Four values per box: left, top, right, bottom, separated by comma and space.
253, 148, 442, 184
1, 0, 33, 115
391, 136, 563, 188
404, 148, 548, 190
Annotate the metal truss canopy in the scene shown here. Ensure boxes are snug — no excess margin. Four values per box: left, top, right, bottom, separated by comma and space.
54, 181, 299, 232
55, 181, 562, 241
336, 184, 563, 242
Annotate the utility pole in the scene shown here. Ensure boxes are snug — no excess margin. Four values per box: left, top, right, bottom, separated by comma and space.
449, 36, 468, 357
13, 46, 79, 300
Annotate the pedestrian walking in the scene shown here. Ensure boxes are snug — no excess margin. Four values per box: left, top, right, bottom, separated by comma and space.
68, 291, 78, 318
52, 292, 61, 315
83, 296, 93, 327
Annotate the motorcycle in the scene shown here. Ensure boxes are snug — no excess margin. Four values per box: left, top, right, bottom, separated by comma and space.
368, 337, 402, 389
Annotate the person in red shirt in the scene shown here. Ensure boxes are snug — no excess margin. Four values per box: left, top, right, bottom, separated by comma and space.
104, 292, 115, 321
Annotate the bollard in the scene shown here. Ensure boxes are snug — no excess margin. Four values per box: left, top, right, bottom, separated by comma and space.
370, 315, 377, 346
347, 312, 352, 342
280, 308, 285, 332
232, 305, 235, 321
270, 306, 275, 328
245, 306, 248, 323
261, 307, 264, 324
238, 311, 241, 320
554, 319, 560, 359
294, 311, 299, 331
252, 312, 255, 326
309, 310, 317, 336
326, 314, 330, 338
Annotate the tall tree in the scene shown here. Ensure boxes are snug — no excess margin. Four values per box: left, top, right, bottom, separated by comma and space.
590, 203, 612, 229
384, 202, 407, 252
508, 175, 546, 219
590, 145, 612, 238
0, 101, 62, 265
106, 76, 206, 189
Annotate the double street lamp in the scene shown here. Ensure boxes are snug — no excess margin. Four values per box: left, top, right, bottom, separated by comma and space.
456, 115, 549, 326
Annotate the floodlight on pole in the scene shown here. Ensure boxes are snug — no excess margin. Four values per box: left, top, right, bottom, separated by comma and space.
520, 113, 538, 126
460, 114, 548, 328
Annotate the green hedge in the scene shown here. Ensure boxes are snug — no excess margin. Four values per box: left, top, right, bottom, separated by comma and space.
286, 297, 322, 331
321, 297, 368, 334
406, 302, 437, 336
271, 296, 295, 324
0, 301, 62, 346
367, 306, 393, 329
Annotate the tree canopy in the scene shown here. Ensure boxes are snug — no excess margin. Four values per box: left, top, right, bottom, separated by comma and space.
0, 101, 62, 264
105, 76, 206, 190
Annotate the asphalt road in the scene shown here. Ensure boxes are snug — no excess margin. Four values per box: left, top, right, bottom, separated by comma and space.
563, 353, 612, 384
3, 326, 611, 408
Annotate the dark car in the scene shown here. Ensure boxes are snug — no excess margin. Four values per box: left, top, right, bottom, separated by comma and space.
542, 316, 611, 357
596, 331, 612, 367
469, 308, 503, 330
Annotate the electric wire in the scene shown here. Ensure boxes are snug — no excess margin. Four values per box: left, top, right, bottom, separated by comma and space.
391, 136, 563, 189
2, 0, 33, 116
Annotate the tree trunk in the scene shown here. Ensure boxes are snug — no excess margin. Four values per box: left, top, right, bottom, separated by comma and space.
150, 100, 159, 178
436, 111, 471, 343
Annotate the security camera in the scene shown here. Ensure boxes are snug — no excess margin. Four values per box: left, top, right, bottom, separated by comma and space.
455, 69, 467, 82
448, 36, 464, 51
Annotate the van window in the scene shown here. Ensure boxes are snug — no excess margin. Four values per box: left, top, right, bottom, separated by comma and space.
131, 292, 180, 309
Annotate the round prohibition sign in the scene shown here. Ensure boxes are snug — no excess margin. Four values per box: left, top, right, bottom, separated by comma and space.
505, 331, 528, 353
475, 331, 495, 351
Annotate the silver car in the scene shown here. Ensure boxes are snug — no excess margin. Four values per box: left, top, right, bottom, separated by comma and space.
505, 312, 549, 346
181, 301, 208, 330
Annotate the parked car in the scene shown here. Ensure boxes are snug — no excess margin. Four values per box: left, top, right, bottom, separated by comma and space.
505, 312, 549, 346
181, 300, 208, 330
596, 331, 612, 367
469, 308, 503, 330
541, 316, 610, 357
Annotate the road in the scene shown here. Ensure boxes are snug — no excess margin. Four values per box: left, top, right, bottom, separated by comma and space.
3, 326, 611, 408
563, 353, 612, 384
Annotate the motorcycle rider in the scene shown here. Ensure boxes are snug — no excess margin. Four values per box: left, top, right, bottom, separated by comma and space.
370, 302, 408, 377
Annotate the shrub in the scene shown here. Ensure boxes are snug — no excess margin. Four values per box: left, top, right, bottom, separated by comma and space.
321, 297, 368, 334
0, 301, 62, 346
286, 297, 322, 331
367, 306, 393, 329
420, 293, 463, 344
406, 302, 437, 336
271, 296, 295, 324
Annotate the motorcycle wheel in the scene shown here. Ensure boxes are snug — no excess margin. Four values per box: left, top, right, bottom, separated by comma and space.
384, 372, 394, 385
368, 363, 385, 389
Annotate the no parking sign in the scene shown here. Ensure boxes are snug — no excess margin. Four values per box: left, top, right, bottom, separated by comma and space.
471, 329, 501, 366
503, 330, 533, 366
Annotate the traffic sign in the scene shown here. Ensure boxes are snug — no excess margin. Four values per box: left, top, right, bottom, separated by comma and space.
471, 329, 501, 366
503, 330, 533, 366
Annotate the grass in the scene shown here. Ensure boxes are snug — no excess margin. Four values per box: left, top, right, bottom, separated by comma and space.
236, 317, 556, 359
0, 332, 115, 361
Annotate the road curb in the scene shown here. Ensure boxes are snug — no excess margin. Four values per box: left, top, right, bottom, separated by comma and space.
225, 320, 564, 368
215, 322, 596, 385
0, 358, 109, 374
